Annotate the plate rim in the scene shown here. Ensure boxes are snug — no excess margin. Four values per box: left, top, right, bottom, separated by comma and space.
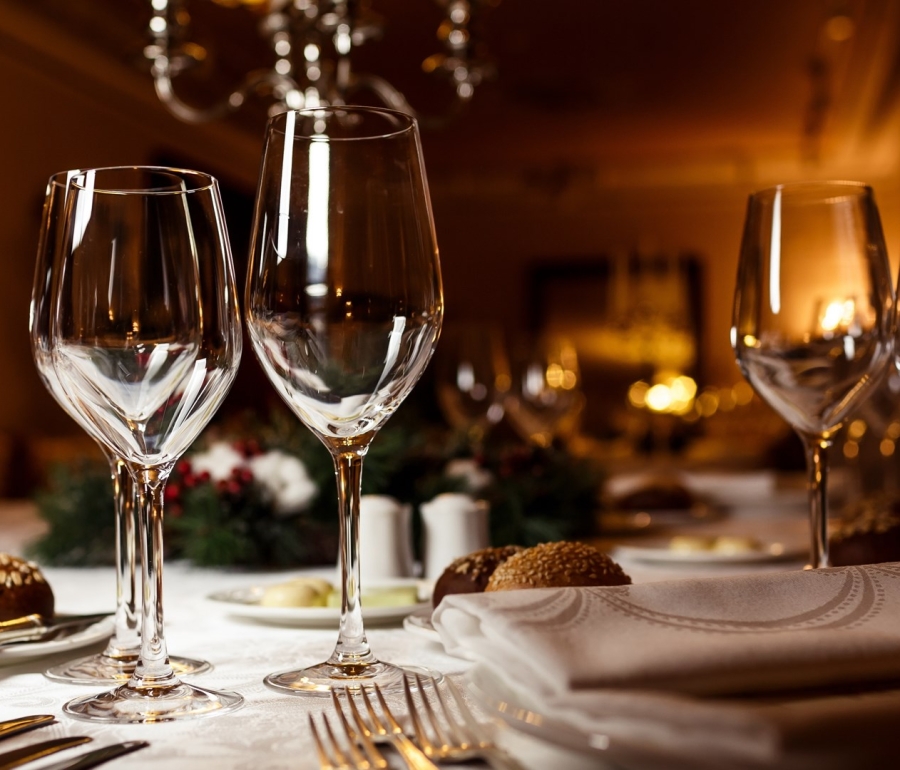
612, 540, 805, 565
207, 577, 430, 625
0, 616, 114, 662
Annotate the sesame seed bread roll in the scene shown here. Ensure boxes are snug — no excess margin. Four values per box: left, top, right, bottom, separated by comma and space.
485, 541, 631, 591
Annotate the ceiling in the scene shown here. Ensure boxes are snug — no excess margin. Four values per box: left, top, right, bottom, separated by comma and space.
6, 0, 900, 187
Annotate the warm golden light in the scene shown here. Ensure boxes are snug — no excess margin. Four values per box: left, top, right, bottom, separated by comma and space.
847, 419, 867, 440
820, 299, 856, 333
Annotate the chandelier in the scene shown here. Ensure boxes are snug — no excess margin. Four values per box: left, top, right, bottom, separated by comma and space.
144, 0, 496, 126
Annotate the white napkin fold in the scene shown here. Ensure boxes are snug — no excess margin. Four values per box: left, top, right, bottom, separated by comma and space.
433, 564, 900, 768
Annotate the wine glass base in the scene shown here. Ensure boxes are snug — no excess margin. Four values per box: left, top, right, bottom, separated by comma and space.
264, 661, 442, 696
63, 681, 243, 724
45, 654, 212, 686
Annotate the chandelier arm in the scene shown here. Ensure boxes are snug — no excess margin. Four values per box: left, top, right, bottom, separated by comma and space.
152, 64, 298, 124
349, 73, 469, 131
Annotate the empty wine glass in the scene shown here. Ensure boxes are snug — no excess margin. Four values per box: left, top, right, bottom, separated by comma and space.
505, 335, 584, 447
30, 169, 210, 685
435, 323, 510, 447
732, 181, 895, 568
246, 106, 443, 695
50, 166, 243, 722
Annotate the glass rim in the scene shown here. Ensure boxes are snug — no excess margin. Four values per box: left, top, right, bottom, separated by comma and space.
65, 165, 217, 196
266, 105, 418, 142
749, 180, 873, 201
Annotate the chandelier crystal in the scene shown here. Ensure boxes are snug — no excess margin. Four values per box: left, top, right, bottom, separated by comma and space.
145, 0, 496, 125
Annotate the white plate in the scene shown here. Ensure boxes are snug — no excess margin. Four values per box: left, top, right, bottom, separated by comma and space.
0, 616, 114, 665
402, 607, 440, 642
208, 579, 430, 627
613, 540, 804, 565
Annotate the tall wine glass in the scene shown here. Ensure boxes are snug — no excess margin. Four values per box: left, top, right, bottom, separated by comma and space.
732, 181, 895, 569
246, 106, 443, 695
30, 169, 210, 685
50, 167, 243, 722
435, 323, 510, 447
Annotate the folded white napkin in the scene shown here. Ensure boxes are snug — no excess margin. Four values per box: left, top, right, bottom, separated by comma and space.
433, 564, 900, 768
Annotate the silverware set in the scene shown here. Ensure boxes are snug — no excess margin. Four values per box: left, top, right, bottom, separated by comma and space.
0, 715, 147, 770
310, 677, 522, 770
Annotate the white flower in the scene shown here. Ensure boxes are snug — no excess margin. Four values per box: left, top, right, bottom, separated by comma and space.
248, 450, 317, 515
189, 442, 245, 482
444, 458, 494, 493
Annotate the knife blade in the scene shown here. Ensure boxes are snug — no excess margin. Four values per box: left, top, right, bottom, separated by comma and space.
0, 716, 55, 743
0, 736, 91, 770
38, 741, 149, 770
0, 614, 112, 647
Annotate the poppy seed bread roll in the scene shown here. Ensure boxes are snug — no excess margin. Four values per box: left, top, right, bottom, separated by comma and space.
485, 541, 631, 591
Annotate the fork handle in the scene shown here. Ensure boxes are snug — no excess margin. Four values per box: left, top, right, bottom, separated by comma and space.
388, 733, 440, 770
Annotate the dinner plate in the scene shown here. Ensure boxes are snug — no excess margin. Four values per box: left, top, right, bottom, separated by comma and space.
208, 578, 430, 627
0, 616, 114, 665
613, 539, 804, 565
598, 503, 719, 534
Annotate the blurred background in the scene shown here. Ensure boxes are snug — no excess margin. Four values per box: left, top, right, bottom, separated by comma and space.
4, 0, 900, 498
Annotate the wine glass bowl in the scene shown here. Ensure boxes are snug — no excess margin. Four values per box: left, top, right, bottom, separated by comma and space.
505, 335, 584, 448
246, 106, 443, 694
435, 323, 510, 445
30, 169, 210, 685
732, 181, 895, 568
49, 166, 243, 722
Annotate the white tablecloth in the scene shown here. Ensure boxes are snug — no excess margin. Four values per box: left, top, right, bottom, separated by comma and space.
0, 493, 816, 770
0, 562, 479, 769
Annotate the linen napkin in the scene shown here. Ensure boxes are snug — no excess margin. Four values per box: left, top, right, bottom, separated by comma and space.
433, 564, 900, 768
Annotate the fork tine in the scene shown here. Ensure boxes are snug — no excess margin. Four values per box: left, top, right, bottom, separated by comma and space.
333, 690, 388, 770
358, 686, 386, 734
442, 677, 492, 744
309, 713, 335, 770
322, 712, 353, 769
403, 675, 438, 753
412, 674, 455, 748
424, 675, 472, 749
370, 683, 405, 734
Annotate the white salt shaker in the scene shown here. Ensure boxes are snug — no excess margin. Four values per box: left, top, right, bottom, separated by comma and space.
420, 493, 490, 580
356, 495, 415, 582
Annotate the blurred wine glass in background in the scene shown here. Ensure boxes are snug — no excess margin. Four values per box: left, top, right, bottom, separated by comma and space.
505, 335, 584, 448
435, 323, 510, 447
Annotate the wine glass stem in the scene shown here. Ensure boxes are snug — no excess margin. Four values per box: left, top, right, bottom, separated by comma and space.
802, 435, 832, 569
130, 464, 178, 689
105, 456, 140, 658
327, 447, 375, 668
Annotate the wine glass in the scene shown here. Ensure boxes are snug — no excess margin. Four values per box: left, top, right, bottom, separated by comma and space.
246, 106, 443, 695
732, 181, 895, 568
49, 166, 244, 722
435, 323, 510, 447
30, 169, 210, 685
504, 335, 584, 447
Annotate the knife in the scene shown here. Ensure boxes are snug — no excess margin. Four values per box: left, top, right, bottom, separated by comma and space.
0, 736, 91, 769
0, 614, 112, 647
0, 716, 55, 743
38, 741, 149, 770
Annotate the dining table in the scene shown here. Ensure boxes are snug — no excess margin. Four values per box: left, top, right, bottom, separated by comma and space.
0, 480, 864, 769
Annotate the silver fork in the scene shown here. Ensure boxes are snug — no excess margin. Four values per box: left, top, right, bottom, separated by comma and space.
343, 684, 439, 770
309, 707, 386, 770
404, 674, 524, 770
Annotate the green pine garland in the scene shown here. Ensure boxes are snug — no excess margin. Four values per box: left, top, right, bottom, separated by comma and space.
29, 407, 604, 568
